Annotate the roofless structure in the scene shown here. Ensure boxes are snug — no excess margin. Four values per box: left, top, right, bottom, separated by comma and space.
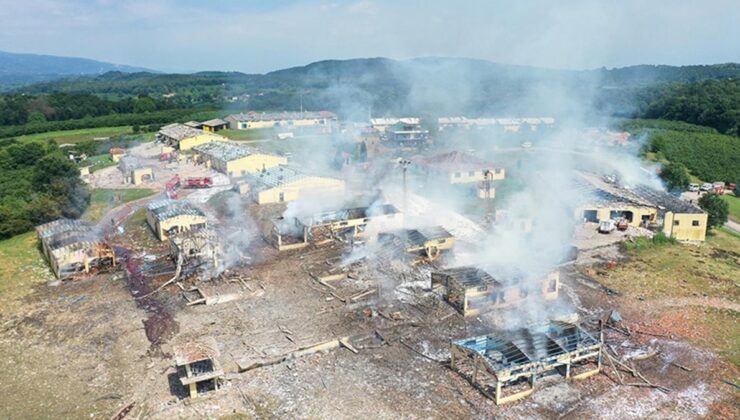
450, 321, 602, 405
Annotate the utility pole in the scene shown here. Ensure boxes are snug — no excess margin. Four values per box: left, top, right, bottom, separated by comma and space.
483, 169, 493, 226
399, 158, 411, 222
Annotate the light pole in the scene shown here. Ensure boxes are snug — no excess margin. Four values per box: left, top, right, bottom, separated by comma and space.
399, 158, 411, 220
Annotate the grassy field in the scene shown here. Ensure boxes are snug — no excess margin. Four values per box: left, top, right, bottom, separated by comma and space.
597, 228, 740, 367
219, 128, 273, 141
82, 188, 155, 223
84, 154, 117, 173
12, 126, 136, 144
0, 232, 51, 308
720, 194, 740, 222
601, 229, 739, 300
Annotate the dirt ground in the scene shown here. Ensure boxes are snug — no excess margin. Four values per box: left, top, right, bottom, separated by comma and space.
1, 188, 738, 419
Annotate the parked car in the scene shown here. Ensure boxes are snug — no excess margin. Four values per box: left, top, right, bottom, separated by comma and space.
521, 141, 532, 149
700, 182, 713, 192
598, 219, 616, 234
688, 183, 699, 192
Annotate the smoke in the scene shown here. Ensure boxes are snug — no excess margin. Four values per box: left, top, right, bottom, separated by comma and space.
212, 192, 260, 274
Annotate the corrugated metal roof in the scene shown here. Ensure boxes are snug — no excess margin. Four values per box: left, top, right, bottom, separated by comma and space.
436, 266, 498, 288
147, 199, 206, 221
193, 141, 254, 161
228, 111, 336, 122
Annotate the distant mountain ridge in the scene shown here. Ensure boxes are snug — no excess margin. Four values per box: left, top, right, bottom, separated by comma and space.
0, 50, 154, 87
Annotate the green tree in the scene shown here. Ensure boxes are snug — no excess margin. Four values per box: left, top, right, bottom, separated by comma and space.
133, 96, 157, 113
27, 111, 47, 124
698, 193, 729, 230
659, 162, 691, 191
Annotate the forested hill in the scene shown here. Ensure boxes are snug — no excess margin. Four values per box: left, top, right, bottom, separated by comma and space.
4, 57, 740, 126
0, 50, 153, 88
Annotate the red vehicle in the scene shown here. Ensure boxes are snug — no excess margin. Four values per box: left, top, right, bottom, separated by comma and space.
616, 219, 629, 231
184, 177, 213, 189
166, 175, 181, 190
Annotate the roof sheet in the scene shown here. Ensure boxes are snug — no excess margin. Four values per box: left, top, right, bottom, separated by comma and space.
436, 266, 498, 288
158, 123, 207, 141
193, 141, 254, 161
228, 111, 336, 122
147, 199, 206, 221
416, 151, 496, 172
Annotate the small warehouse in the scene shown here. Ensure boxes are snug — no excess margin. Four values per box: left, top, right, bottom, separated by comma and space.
157, 123, 226, 151
193, 141, 287, 177
431, 267, 559, 317
119, 156, 153, 185
246, 166, 345, 204
450, 321, 601, 405
270, 203, 402, 250
198, 118, 229, 132
378, 226, 455, 261
36, 219, 116, 279
146, 199, 208, 241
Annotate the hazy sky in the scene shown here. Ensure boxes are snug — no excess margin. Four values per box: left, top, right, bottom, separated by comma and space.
0, 0, 738, 73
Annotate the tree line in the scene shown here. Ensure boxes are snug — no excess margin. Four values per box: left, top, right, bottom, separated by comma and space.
0, 139, 89, 238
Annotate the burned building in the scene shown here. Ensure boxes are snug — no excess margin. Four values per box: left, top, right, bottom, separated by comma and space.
270, 204, 403, 251
431, 267, 559, 317
146, 199, 208, 241
36, 219, 116, 280
169, 228, 224, 274
450, 321, 602, 405
378, 226, 455, 262
574, 173, 708, 241
173, 337, 224, 398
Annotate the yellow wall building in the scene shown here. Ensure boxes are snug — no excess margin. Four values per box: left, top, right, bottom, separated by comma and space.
663, 211, 708, 241
146, 199, 208, 241
415, 151, 505, 199
157, 123, 226, 151
247, 166, 345, 204
193, 141, 287, 177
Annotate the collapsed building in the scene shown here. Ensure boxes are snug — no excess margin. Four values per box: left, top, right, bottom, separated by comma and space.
270, 204, 402, 251
119, 156, 153, 185
245, 166, 345, 204
574, 173, 708, 241
450, 321, 602, 405
431, 267, 559, 317
157, 123, 226, 151
36, 219, 116, 279
173, 337, 224, 398
378, 226, 455, 262
193, 141, 287, 177
146, 199, 208, 241
169, 228, 224, 274
414, 151, 505, 199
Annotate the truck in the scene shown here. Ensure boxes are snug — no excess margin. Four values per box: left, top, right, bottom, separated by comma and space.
700, 182, 713, 192
184, 177, 213, 189
688, 183, 699, 192
598, 219, 616, 234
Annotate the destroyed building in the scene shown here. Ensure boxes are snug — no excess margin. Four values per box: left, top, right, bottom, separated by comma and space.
246, 166, 345, 204
119, 156, 153, 185
36, 219, 116, 279
450, 321, 602, 405
378, 226, 455, 262
431, 267, 559, 317
146, 199, 208, 241
173, 337, 224, 398
574, 173, 708, 241
270, 204, 402, 251
193, 141, 287, 177
414, 151, 505, 199
169, 228, 224, 274
157, 123, 226, 151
